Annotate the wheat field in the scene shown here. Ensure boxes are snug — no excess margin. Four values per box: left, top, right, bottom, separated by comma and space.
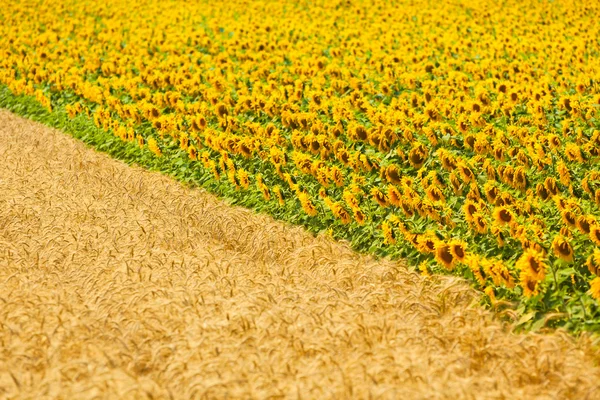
0, 109, 599, 398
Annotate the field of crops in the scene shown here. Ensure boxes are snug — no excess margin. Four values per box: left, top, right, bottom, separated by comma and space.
1, 0, 600, 332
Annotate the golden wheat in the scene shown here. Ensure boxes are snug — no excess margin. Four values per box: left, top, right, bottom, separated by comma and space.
0, 109, 599, 399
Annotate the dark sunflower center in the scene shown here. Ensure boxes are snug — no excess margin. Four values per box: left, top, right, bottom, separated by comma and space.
529, 258, 541, 273
558, 242, 571, 256
467, 204, 477, 216
440, 246, 454, 264
500, 209, 512, 222
453, 245, 465, 258
579, 220, 591, 234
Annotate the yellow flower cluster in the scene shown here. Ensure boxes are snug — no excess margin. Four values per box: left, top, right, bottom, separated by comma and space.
1, 0, 600, 316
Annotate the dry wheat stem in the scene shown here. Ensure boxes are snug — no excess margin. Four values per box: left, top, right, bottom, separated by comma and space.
0, 109, 599, 399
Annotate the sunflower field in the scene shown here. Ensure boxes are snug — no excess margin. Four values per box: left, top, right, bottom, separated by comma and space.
1, 0, 600, 332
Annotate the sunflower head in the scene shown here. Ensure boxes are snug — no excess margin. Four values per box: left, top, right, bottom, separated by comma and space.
586, 249, 600, 276
329, 167, 344, 188
273, 186, 285, 206
435, 243, 455, 270
544, 177, 559, 196
520, 271, 540, 298
449, 240, 467, 263
417, 233, 438, 255
426, 186, 445, 203
381, 221, 396, 244
386, 164, 402, 184
466, 254, 487, 285
463, 200, 479, 223
473, 212, 488, 234
589, 277, 600, 301
516, 249, 547, 281
493, 206, 514, 226
552, 236, 574, 263
331, 202, 351, 225
457, 162, 474, 183
215, 102, 229, 119
408, 146, 427, 169
536, 183, 549, 201
590, 226, 600, 247
353, 209, 366, 225
387, 185, 402, 207
370, 187, 389, 208
484, 183, 500, 203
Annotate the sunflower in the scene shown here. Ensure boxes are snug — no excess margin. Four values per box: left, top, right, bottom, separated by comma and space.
492, 260, 515, 288
343, 190, 360, 211
191, 115, 207, 131
502, 166, 515, 185
260, 185, 271, 201
590, 226, 600, 246
215, 102, 228, 119
464, 134, 476, 150
387, 185, 402, 207
493, 206, 514, 226
565, 143, 584, 163
188, 145, 198, 160
399, 199, 413, 217
239, 141, 252, 158
552, 236, 574, 262
536, 183, 550, 200
273, 186, 285, 206
147, 137, 162, 157
589, 277, 600, 301
298, 191, 317, 216
544, 177, 559, 196
438, 150, 457, 171
408, 147, 427, 169
435, 243, 455, 270
208, 160, 220, 180
237, 169, 250, 189
416, 233, 438, 254
520, 271, 540, 298
457, 115, 470, 133
329, 166, 344, 187
473, 212, 488, 234
586, 249, 600, 276
484, 286, 496, 304
493, 146, 505, 161
466, 183, 481, 202
352, 124, 368, 141
386, 164, 402, 184
353, 209, 366, 225
516, 249, 547, 281
336, 148, 351, 166
466, 254, 487, 285
381, 221, 396, 244
425, 186, 445, 203
463, 200, 479, 223
484, 183, 500, 203
449, 240, 467, 263
331, 202, 351, 225
548, 134, 561, 149
457, 162, 475, 183
371, 187, 389, 208
512, 167, 527, 190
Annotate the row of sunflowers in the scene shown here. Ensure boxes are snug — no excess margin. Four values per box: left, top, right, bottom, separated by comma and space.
1, 0, 600, 331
